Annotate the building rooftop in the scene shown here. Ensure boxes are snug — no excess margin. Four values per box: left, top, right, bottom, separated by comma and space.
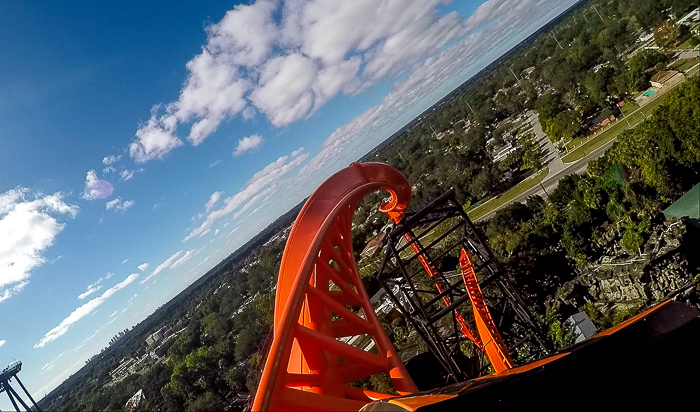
664, 183, 700, 228
650, 70, 678, 84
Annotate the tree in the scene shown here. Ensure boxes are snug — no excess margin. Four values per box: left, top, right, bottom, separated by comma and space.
186, 392, 226, 412
469, 169, 494, 200
546, 111, 581, 142
519, 132, 543, 170
654, 20, 677, 49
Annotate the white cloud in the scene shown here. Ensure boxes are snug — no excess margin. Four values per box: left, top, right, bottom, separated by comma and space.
209, 159, 222, 168
34, 274, 138, 347
152, 203, 162, 211
81, 170, 114, 200
106, 197, 135, 213
78, 285, 102, 300
140, 251, 182, 283
234, 134, 264, 156
0, 189, 78, 302
129, 110, 184, 163
102, 155, 122, 165
170, 249, 195, 269
205, 191, 223, 212
121, 258, 129, 265
138, 263, 149, 272
0, 340, 5, 348
109, 311, 118, 318
130, 0, 470, 161
77, 273, 113, 300
184, 147, 306, 241
103, 166, 117, 174
296, 0, 577, 180
120, 169, 135, 181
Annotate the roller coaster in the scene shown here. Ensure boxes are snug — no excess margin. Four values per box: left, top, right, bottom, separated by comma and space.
252, 163, 700, 411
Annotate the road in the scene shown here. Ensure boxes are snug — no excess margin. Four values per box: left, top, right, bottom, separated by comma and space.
527, 110, 565, 181
476, 115, 618, 222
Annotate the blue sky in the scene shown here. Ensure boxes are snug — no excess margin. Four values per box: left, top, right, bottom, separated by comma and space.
0, 0, 577, 403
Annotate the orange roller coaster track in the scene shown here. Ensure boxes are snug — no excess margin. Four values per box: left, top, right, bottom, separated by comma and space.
253, 163, 418, 412
252, 162, 700, 412
253, 163, 535, 411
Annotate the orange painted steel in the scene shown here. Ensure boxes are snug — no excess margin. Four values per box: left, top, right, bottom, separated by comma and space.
384, 221, 483, 349
252, 163, 418, 412
459, 250, 514, 373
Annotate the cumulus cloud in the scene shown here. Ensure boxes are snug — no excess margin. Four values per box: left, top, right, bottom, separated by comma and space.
77, 273, 113, 300
102, 155, 121, 165
120, 170, 135, 181
234, 134, 264, 156
34, 274, 138, 347
170, 249, 196, 269
81, 170, 114, 200
106, 197, 135, 213
140, 251, 183, 283
130, 0, 470, 161
0, 340, 5, 348
78, 285, 102, 300
205, 191, 223, 212
103, 166, 117, 174
129, 110, 184, 162
296, 0, 576, 180
1, 189, 78, 302
184, 147, 307, 241
138, 263, 149, 272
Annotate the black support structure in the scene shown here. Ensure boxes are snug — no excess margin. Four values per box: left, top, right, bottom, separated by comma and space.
1, 361, 43, 412
373, 190, 549, 384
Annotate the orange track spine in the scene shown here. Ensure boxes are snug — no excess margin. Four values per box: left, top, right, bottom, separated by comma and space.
459, 250, 513, 373
252, 163, 417, 412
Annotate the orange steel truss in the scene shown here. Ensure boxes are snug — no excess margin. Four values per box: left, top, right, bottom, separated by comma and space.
252, 163, 418, 412
459, 250, 514, 373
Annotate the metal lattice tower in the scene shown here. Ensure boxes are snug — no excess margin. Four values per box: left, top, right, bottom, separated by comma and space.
1, 361, 43, 412
374, 190, 550, 384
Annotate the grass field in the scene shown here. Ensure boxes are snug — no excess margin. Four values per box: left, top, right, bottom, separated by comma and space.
467, 167, 549, 221
620, 100, 640, 116
671, 57, 700, 72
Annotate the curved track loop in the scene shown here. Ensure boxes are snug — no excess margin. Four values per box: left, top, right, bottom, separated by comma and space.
253, 163, 418, 412
459, 250, 513, 372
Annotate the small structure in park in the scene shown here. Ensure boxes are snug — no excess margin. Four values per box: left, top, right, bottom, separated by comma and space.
0, 361, 42, 412
564, 312, 598, 343
360, 232, 386, 259
664, 183, 700, 229
125, 389, 144, 411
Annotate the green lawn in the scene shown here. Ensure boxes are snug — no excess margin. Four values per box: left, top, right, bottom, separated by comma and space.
671, 57, 700, 72
467, 167, 549, 221
620, 100, 640, 116
677, 36, 700, 50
